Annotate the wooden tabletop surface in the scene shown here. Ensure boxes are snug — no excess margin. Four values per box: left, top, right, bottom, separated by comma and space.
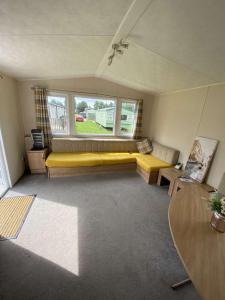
160, 167, 185, 178
168, 184, 225, 300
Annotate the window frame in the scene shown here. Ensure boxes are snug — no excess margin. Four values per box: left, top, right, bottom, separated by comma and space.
48, 91, 138, 139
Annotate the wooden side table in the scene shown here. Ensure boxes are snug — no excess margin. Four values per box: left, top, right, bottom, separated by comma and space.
27, 148, 48, 174
157, 168, 185, 196
172, 177, 215, 198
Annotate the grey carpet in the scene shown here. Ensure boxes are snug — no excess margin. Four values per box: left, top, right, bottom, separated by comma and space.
0, 173, 200, 300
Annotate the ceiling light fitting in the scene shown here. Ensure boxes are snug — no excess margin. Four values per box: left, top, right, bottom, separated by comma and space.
108, 39, 129, 66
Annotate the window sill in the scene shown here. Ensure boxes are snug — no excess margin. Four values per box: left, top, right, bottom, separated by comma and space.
52, 136, 137, 141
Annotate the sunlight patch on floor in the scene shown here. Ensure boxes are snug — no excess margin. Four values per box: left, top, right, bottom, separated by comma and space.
11, 195, 79, 276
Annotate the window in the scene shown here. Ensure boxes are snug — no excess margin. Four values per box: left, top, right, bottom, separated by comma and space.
47, 94, 68, 134
47, 92, 138, 137
74, 96, 116, 135
120, 101, 137, 136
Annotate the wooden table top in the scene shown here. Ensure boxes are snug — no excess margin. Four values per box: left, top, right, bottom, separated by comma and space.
160, 167, 185, 178
174, 177, 214, 193
168, 185, 225, 300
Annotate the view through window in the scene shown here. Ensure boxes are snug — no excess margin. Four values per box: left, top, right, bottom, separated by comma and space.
47, 95, 68, 134
74, 97, 116, 135
120, 101, 137, 136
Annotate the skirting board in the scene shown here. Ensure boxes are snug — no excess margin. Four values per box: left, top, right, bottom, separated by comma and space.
48, 163, 136, 178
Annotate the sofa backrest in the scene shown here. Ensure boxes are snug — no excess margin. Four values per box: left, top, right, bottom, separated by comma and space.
152, 141, 179, 165
52, 138, 179, 165
52, 138, 138, 153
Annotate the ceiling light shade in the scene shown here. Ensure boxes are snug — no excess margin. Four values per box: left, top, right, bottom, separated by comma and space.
117, 49, 123, 55
120, 40, 129, 49
112, 43, 119, 50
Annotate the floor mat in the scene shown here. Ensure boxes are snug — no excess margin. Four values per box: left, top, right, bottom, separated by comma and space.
0, 195, 35, 240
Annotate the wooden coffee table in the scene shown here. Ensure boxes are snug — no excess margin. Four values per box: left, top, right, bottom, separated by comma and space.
172, 177, 215, 197
157, 168, 185, 196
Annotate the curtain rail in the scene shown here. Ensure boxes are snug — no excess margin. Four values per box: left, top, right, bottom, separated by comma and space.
31, 86, 139, 101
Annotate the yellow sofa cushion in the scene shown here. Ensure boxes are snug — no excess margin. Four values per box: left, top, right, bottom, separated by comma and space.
131, 153, 171, 172
45, 152, 136, 168
46, 152, 102, 168
46, 152, 171, 172
99, 152, 136, 165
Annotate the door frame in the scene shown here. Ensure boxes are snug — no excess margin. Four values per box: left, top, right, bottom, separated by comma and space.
0, 129, 10, 197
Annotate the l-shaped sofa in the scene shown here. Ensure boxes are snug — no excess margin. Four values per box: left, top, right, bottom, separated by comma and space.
45, 138, 179, 184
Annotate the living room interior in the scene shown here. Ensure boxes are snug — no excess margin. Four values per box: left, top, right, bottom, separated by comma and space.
0, 1, 225, 300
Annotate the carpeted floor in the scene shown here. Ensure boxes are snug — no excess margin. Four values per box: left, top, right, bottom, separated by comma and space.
0, 173, 200, 300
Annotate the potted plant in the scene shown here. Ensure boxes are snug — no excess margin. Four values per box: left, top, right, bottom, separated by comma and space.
209, 192, 225, 233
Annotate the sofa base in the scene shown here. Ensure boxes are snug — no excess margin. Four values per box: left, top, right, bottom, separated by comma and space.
48, 164, 160, 184
48, 163, 136, 178
136, 165, 159, 184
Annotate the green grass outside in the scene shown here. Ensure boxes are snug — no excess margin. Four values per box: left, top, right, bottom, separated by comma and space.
75, 120, 112, 134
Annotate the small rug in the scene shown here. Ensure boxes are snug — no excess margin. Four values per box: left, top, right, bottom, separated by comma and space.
0, 195, 35, 240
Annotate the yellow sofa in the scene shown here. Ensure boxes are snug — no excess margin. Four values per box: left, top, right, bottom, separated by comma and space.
46, 139, 179, 183
46, 151, 171, 183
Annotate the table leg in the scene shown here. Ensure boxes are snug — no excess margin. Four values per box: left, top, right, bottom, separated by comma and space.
157, 172, 162, 186
171, 180, 179, 198
171, 278, 191, 290
168, 181, 174, 197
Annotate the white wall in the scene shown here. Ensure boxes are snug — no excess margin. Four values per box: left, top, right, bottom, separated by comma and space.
18, 76, 154, 136
148, 84, 225, 188
0, 74, 24, 185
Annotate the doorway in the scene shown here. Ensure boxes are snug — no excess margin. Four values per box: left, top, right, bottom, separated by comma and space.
0, 130, 10, 197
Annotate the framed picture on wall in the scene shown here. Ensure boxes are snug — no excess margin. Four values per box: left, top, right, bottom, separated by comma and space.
185, 136, 218, 183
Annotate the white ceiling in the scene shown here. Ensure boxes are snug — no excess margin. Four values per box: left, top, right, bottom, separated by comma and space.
0, 0, 132, 35
0, 36, 111, 78
1, 0, 225, 93
131, 0, 225, 82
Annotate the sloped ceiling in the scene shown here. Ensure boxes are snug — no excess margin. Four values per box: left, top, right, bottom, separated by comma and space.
0, 0, 225, 94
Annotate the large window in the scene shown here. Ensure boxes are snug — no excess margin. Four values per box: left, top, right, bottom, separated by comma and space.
47, 93, 138, 137
74, 96, 116, 135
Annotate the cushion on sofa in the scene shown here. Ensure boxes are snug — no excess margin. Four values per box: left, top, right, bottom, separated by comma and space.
132, 153, 171, 172
45, 152, 102, 168
45, 152, 137, 168
151, 141, 179, 165
136, 139, 153, 154
99, 153, 136, 165
46, 151, 172, 172
52, 138, 138, 153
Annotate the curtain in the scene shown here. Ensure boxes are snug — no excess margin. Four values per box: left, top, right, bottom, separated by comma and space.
34, 87, 52, 149
133, 99, 143, 139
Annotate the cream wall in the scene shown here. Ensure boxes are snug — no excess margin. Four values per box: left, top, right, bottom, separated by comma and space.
148, 84, 225, 188
18, 76, 154, 136
0, 74, 24, 185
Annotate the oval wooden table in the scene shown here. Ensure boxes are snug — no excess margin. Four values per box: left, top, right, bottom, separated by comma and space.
168, 184, 225, 300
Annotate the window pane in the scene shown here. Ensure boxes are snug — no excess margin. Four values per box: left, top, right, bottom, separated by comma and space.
120, 102, 137, 136
74, 97, 116, 135
47, 95, 68, 134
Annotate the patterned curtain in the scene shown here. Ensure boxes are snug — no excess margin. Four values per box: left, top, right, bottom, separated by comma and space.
34, 87, 52, 149
133, 99, 143, 139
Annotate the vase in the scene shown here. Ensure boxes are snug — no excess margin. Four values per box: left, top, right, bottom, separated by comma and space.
211, 211, 225, 233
